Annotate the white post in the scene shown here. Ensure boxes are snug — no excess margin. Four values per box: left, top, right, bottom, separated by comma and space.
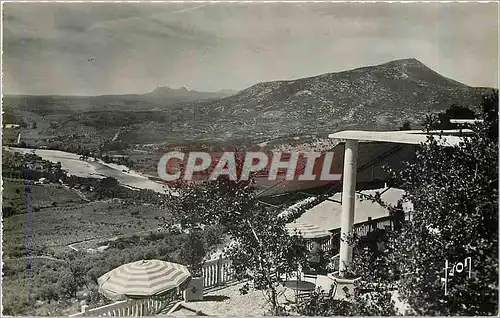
339, 139, 358, 277
82, 305, 89, 314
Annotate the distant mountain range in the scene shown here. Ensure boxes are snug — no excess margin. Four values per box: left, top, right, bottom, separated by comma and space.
143, 86, 239, 102
4, 86, 238, 114
3, 58, 494, 151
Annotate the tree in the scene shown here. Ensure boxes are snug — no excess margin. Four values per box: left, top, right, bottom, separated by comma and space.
165, 176, 309, 315
66, 251, 92, 291
384, 91, 498, 315
39, 284, 60, 303
100, 177, 118, 190
19, 120, 28, 129
3, 291, 32, 315
399, 120, 412, 131
444, 104, 477, 119
300, 91, 498, 316
179, 230, 206, 277
298, 229, 398, 316
481, 90, 498, 141
423, 104, 477, 131
81, 148, 90, 159
56, 272, 79, 299
223, 204, 309, 315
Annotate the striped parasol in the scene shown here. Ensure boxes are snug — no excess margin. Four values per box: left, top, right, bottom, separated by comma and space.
97, 260, 191, 300
285, 221, 332, 239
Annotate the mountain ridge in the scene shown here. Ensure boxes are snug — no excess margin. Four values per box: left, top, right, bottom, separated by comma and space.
157, 57, 491, 142
3, 58, 494, 151
239, 58, 469, 95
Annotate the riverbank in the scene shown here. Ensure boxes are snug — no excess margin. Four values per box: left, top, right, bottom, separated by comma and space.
4, 147, 168, 194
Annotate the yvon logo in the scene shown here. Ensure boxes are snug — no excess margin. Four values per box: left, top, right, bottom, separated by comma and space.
157, 151, 342, 182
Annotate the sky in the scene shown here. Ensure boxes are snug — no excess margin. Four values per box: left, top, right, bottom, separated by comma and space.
2, 2, 498, 95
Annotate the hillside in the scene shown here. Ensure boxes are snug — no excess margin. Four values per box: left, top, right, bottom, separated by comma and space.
152, 58, 491, 142
3, 58, 493, 151
2, 87, 237, 148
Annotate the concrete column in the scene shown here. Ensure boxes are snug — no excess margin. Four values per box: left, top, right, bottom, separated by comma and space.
339, 139, 359, 277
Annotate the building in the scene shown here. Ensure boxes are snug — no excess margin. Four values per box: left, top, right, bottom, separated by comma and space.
3, 123, 20, 129
326, 129, 468, 277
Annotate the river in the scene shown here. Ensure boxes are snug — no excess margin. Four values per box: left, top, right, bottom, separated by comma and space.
5, 147, 169, 193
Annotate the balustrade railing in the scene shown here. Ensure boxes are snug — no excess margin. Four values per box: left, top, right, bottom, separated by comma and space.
305, 236, 335, 252
70, 291, 180, 317
352, 210, 413, 237
353, 216, 393, 237
202, 256, 236, 290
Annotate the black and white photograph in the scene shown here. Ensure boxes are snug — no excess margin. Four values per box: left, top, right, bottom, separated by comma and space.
1, 1, 498, 316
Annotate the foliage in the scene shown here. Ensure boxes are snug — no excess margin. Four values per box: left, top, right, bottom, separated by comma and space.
3, 199, 169, 259
298, 231, 398, 316
299, 283, 397, 316
56, 272, 79, 299
2, 150, 169, 207
371, 91, 498, 315
444, 104, 478, 119
164, 176, 309, 315
299, 92, 498, 316
179, 229, 206, 276
98, 176, 118, 189
3, 222, 225, 315
423, 103, 477, 131
399, 120, 412, 131
226, 213, 308, 315
2, 291, 33, 316
2, 258, 77, 315
202, 224, 226, 248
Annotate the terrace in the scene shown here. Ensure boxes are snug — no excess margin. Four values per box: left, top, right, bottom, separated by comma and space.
70, 193, 411, 316
70, 129, 467, 317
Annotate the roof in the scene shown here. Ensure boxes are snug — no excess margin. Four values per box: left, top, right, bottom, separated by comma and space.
404, 129, 473, 135
328, 130, 464, 147
450, 119, 483, 124
285, 221, 332, 239
295, 188, 413, 231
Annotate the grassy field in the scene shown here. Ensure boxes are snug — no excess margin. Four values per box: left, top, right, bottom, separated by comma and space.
2, 179, 177, 315
2, 201, 222, 315
2, 231, 187, 315
2, 170, 227, 316
3, 179, 85, 215
3, 257, 82, 316
3, 196, 168, 257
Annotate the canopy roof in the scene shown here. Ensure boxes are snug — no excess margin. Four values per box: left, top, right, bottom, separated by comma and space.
328, 130, 465, 147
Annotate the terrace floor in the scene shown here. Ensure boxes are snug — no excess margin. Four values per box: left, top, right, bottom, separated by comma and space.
167, 308, 199, 316
165, 275, 410, 316
164, 281, 297, 316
